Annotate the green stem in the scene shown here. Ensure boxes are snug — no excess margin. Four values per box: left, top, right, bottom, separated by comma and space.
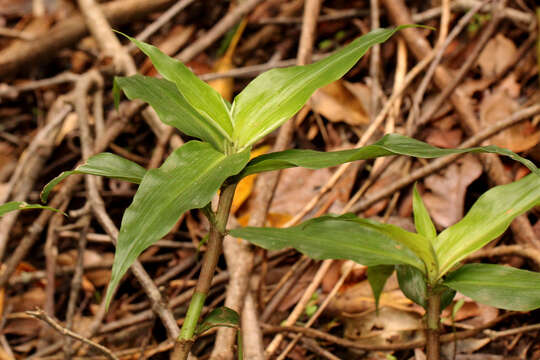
172, 183, 237, 360
426, 285, 441, 360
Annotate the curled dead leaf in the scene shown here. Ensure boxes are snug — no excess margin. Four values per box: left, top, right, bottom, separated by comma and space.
310, 81, 369, 126
477, 34, 517, 78
480, 79, 540, 152
423, 155, 482, 228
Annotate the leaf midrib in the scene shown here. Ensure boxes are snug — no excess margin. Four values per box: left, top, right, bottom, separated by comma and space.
234, 29, 395, 147
117, 150, 225, 278
446, 279, 540, 290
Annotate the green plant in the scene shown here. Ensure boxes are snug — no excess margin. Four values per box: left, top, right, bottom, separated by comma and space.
0, 201, 62, 217
38, 26, 540, 359
232, 176, 540, 359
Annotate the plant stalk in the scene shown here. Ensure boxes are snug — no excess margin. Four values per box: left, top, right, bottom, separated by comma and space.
425, 286, 441, 360
172, 183, 237, 360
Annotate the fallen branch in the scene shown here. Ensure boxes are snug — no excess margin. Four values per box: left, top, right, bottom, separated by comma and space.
27, 309, 119, 360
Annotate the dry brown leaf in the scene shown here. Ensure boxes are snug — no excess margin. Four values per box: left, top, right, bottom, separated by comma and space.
460, 77, 493, 98
327, 273, 423, 316
231, 145, 270, 214
423, 155, 482, 228
425, 117, 463, 149
363, 157, 407, 217
55, 112, 77, 145
57, 249, 112, 287
321, 261, 366, 294
237, 212, 292, 228
477, 33, 517, 78
84, 252, 114, 288
0, 142, 15, 172
343, 306, 424, 345
321, 260, 346, 293
3, 317, 41, 336
534, 219, 540, 240
480, 77, 540, 152
4, 287, 45, 335
0, 346, 13, 360
327, 161, 360, 214
441, 338, 491, 358
277, 265, 317, 312
419, 94, 453, 121
208, 18, 247, 101
269, 166, 332, 216
310, 80, 369, 126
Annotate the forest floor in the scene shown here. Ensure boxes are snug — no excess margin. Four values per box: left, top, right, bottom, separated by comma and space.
0, 0, 539, 359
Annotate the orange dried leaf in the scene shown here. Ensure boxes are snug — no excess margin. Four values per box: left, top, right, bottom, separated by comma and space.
208, 18, 247, 101
231, 145, 270, 214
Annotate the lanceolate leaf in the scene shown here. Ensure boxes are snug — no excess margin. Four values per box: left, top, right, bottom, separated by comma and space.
120, 33, 233, 140
412, 184, 437, 240
348, 217, 438, 280
230, 215, 425, 271
196, 307, 240, 336
0, 201, 64, 217
367, 265, 394, 311
105, 141, 250, 308
41, 152, 146, 203
435, 174, 540, 277
237, 133, 540, 179
231, 26, 414, 149
396, 265, 427, 308
114, 75, 228, 151
439, 286, 456, 311
444, 264, 540, 311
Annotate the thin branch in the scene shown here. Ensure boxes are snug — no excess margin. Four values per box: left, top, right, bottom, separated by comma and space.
369, 0, 381, 120
0, 101, 71, 261
467, 245, 540, 269
176, 0, 265, 63
261, 312, 515, 351
276, 261, 354, 360
26, 309, 119, 360
127, 0, 196, 51
265, 259, 333, 356
406, 0, 488, 135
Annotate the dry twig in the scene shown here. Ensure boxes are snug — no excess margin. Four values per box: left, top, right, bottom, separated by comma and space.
27, 309, 119, 360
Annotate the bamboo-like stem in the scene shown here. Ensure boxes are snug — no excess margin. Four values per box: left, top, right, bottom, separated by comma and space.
172, 183, 237, 360
425, 286, 441, 360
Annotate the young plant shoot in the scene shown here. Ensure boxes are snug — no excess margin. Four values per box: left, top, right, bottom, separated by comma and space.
38, 26, 540, 359
232, 177, 540, 359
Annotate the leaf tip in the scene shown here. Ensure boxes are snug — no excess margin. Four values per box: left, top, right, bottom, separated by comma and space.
112, 29, 129, 40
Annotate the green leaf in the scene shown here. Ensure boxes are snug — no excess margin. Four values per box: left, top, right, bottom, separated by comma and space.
230, 214, 425, 271
0, 201, 65, 217
439, 286, 456, 311
105, 141, 250, 308
114, 75, 228, 152
367, 265, 394, 311
346, 217, 438, 280
396, 265, 427, 308
237, 133, 540, 179
119, 32, 233, 141
41, 152, 146, 203
196, 306, 240, 336
444, 264, 540, 311
231, 26, 414, 149
412, 184, 437, 240
435, 174, 540, 277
